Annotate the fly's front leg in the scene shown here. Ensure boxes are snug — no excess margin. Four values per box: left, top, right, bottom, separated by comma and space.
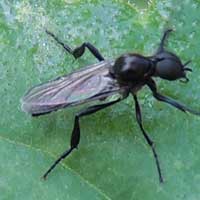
46, 30, 104, 61
133, 94, 163, 183
157, 29, 173, 53
147, 78, 200, 116
42, 98, 121, 179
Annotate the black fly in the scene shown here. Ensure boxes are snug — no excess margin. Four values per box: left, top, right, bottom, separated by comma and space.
21, 29, 200, 182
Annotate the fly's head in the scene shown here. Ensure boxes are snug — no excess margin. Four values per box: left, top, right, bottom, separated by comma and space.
152, 51, 192, 82
151, 29, 192, 82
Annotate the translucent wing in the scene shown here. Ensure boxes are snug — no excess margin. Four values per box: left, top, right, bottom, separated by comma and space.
21, 60, 124, 115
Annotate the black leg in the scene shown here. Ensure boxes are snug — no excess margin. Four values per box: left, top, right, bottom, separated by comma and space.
133, 94, 163, 183
147, 78, 200, 116
157, 29, 173, 53
42, 98, 121, 179
46, 30, 105, 61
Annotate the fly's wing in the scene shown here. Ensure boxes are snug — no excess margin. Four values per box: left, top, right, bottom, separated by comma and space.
21, 60, 124, 115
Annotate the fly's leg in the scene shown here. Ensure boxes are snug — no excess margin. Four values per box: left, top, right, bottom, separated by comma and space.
133, 94, 163, 183
42, 98, 121, 179
46, 30, 104, 61
157, 29, 173, 53
147, 78, 200, 116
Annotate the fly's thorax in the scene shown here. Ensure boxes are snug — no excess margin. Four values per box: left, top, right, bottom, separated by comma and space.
110, 53, 152, 85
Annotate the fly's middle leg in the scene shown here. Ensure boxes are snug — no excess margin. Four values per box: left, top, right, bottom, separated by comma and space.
133, 94, 164, 183
46, 30, 104, 61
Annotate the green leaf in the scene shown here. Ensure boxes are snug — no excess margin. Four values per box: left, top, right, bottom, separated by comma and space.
1, 0, 200, 199
0, 137, 109, 200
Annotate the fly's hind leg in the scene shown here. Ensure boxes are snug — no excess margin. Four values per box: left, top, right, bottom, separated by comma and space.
42, 98, 121, 179
46, 30, 104, 61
